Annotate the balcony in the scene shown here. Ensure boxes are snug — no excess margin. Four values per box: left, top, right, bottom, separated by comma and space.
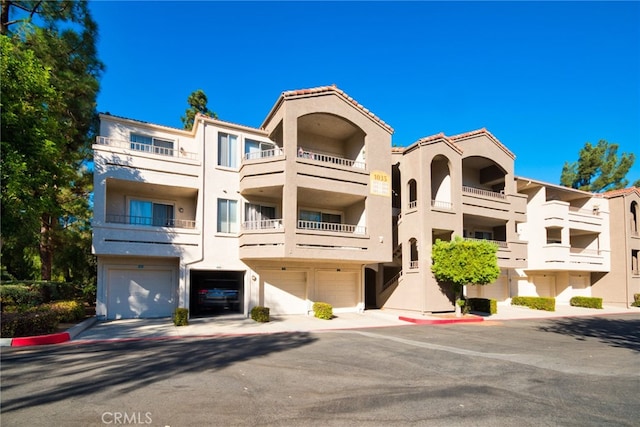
95, 136, 198, 160
297, 220, 366, 235
536, 243, 609, 271
462, 186, 511, 216
297, 147, 365, 170
105, 214, 196, 229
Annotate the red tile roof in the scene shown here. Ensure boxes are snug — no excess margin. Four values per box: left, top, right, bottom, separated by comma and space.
603, 187, 640, 198
267, 85, 394, 133
449, 128, 515, 159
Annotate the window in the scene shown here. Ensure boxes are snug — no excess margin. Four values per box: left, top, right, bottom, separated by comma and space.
130, 133, 174, 156
300, 210, 341, 224
218, 199, 238, 233
474, 231, 493, 240
244, 139, 276, 160
218, 133, 238, 168
129, 200, 174, 226
632, 250, 639, 275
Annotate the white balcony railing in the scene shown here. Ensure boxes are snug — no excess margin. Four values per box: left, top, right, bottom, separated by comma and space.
95, 136, 198, 160
105, 214, 196, 229
297, 147, 365, 169
297, 220, 366, 235
431, 199, 453, 210
408, 200, 418, 209
462, 186, 506, 199
409, 260, 419, 269
243, 147, 284, 161
242, 219, 283, 230
463, 237, 508, 248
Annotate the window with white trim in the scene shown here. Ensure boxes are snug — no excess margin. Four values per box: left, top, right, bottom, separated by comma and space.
218, 132, 238, 168
217, 199, 238, 233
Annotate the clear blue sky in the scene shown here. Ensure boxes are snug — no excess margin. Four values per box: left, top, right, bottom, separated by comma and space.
90, 1, 640, 185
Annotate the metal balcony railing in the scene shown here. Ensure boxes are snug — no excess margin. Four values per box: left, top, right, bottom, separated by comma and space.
297, 147, 366, 169
297, 220, 366, 235
105, 214, 196, 229
462, 186, 506, 199
95, 136, 198, 160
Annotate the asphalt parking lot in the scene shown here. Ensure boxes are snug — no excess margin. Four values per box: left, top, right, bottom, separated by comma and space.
1, 313, 639, 426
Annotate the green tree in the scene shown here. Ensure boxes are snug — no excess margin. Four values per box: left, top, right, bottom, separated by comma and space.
560, 140, 636, 192
431, 237, 500, 317
181, 89, 217, 130
1, 1, 103, 282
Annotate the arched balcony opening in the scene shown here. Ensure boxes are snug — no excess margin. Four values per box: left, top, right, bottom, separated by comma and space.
430, 155, 452, 210
461, 156, 507, 197
631, 201, 639, 235
409, 238, 419, 269
296, 113, 366, 169
407, 179, 417, 210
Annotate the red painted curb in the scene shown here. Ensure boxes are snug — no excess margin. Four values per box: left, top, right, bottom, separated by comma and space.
11, 332, 71, 347
399, 316, 484, 325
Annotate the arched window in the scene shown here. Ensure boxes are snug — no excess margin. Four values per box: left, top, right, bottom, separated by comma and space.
431, 155, 452, 209
408, 179, 417, 209
409, 238, 419, 269
631, 201, 639, 235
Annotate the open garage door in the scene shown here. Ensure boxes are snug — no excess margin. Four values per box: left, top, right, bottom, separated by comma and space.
107, 268, 176, 319
263, 271, 307, 315
316, 271, 359, 310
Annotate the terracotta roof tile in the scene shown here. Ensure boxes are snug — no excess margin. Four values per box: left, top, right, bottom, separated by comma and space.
449, 128, 515, 159
603, 187, 640, 198
280, 85, 394, 133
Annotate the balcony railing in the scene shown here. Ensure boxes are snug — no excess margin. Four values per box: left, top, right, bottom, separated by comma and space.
105, 214, 196, 229
408, 200, 418, 209
297, 147, 365, 169
382, 270, 403, 291
409, 260, 419, 269
569, 206, 601, 216
242, 219, 283, 230
462, 186, 506, 199
431, 199, 453, 210
297, 220, 366, 235
464, 237, 508, 248
243, 147, 284, 161
569, 247, 601, 256
95, 136, 198, 160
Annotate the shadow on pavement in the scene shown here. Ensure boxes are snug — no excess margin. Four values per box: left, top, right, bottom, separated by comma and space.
0, 332, 316, 412
537, 316, 640, 352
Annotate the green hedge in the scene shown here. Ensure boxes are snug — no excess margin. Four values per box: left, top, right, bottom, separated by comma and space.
44, 300, 86, 323
511, 296, 555, 311
1, 307, 59, 338
173, 308, 189, 326
467, 298, 497, 314
632, 294, 640, 308
0, 281, 90, 309
250, 306, 270, 323
570, 296, 603, 309
313, 302, 333, 320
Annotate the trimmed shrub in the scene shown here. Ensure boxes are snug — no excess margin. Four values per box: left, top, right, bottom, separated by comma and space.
1, 307, 59, 338
511, 296, 555, 312
250, 306, 270, 323
313, 302, 333, 320
467, 297, 497, 314
632, 294, 640, 308
45, 300, 87, 322
570, 296, 603, 309
0, 284, 43, 309
173, 308, 189, 326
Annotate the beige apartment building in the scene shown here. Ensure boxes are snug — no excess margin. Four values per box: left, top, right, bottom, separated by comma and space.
92, 85, 633, 320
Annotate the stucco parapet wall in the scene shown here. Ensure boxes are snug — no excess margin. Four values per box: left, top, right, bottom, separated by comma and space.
261, 85, 394, 134
449, 128, 515, 160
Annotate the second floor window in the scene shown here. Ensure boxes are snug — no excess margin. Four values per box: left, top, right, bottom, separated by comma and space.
218, 132, 238, 168
218, 199, 238, 233
244, 139, 276, 160
129, 199, 174, 227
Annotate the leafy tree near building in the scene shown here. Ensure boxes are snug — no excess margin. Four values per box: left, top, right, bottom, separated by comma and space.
560, 140, 638, 192
1, 1, 103, 285
182, 89, 217, 130
431, 237, 500, 317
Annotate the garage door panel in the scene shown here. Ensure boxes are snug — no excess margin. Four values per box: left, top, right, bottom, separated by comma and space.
316, 272, 358, 309
108, 269, 175, 319
263, 272, 307, 315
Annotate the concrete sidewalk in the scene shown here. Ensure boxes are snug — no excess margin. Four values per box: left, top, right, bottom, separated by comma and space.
70, 304, 638, 343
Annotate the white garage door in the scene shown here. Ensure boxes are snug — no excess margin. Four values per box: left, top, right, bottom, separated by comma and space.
107, 268, 176, 319
263, 271, 307, 315
316, 271, 359, 309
